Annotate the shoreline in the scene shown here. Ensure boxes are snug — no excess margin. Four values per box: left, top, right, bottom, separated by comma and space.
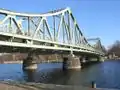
2, 61, 23, 64
0, 81, 97, 90
0, 81, 118, 90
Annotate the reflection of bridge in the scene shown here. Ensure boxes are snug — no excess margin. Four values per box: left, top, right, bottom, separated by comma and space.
0, 7, 105, 70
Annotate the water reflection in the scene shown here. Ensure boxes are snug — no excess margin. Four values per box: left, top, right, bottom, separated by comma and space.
23, 70, 36, 82
22, 65, 92, 86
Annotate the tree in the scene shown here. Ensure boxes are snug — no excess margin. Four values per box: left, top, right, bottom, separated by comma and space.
107, 40, 120, 56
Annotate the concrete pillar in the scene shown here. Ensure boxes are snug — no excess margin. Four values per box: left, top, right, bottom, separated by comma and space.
99, 57, 105, 62
22, 54, 37, 70
63, 54, 81, 70
80, 56, 87, 63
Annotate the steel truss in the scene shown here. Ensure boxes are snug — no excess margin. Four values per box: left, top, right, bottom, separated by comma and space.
0, 8, 104, 56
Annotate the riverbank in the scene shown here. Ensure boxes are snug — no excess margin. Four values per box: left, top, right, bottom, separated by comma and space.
0, 81, 119, 90
0, 83, 27, 90
0, 60, 62, 64
0, 81, 97, 90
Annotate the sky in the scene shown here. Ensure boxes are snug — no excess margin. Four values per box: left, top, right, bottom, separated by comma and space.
0, 0, 120, 48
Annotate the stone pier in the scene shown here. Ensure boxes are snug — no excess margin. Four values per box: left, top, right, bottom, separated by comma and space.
63, 54, 81, 70
22, 53, 37, 70
98, 56, 105, 62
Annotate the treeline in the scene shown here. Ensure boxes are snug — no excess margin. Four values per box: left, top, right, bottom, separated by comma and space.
107, 40, 120, 57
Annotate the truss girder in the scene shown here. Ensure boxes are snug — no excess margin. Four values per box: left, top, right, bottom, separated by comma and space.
87, 38, 104, 52
0, 8, 104, 56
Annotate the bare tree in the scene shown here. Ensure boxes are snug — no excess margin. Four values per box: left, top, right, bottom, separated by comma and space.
107, 40, 120, 56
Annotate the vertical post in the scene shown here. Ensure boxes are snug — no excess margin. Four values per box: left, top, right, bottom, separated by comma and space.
43, 20, 45, 40
53, 15, 56, 41
9, 17, 12, 32
74, 25, 76, 45
62, 21, 65, 43
70, 47, 73, 57
92, 81, 96, 88
67, 11, 71, 44
63, 17, 69, 44
28, 17, 30, 36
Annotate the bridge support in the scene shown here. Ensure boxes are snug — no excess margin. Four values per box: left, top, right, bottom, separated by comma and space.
98, 56, 104, 62
22, 53, 37, 70
63, 54, 81, 70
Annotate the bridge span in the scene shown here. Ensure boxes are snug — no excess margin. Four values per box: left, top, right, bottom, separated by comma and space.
0, 7, 105, 70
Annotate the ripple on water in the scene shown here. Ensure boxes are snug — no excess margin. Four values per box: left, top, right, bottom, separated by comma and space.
0, 61, 120, 89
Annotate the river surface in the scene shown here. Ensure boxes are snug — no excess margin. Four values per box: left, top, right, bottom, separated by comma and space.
0, 60, 120, 89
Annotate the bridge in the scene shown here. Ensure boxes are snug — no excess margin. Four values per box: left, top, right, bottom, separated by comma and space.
0, 7, 105, 70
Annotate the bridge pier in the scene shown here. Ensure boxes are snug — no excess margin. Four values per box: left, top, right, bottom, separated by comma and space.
97, 56, 104, 62
80, 56, 88, 63
63, 54, 81, 70
22, 53, 37, 70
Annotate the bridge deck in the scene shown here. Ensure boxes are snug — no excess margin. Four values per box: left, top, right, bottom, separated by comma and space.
0, 31, 102, 55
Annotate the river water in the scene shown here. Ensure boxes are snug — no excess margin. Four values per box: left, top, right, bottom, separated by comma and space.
0, 60, 120, 89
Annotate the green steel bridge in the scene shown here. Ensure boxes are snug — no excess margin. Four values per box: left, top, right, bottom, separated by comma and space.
0, 7, 105, 70
0, 8, 104, 55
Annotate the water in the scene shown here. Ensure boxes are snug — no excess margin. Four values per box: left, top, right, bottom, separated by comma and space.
0, 60, 120, 89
